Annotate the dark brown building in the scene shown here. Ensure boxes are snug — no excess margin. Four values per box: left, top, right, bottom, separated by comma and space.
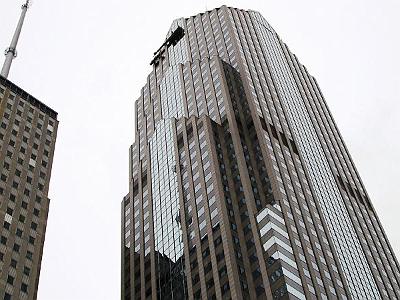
0, 76, 58, 300
122, 6, 400, 300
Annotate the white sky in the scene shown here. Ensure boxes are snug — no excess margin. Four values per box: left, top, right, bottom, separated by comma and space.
1, 0, 399, 299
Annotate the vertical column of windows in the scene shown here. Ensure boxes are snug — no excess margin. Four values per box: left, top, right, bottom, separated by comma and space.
122, 195, 132, 300
131, 144, 138, 179
219, 9, 237, 70
133, 181, 141, 253
191, 62, 206, 117
209, 59, 226, 119
182, 63, 196, 117
230, 8, 265, 117
195, 15, 207, 61
209, 11, 227, 62
143, 83, 154, 141
168, 18, 189, 66
212, 122, 244, 299
225, 9, 263, 119
200, 60, 215, 120
160, 65, 184, 120
187, 18, 200, 62
198, 124, 219, 228
149, 73, 160, 127
150, 119, 186, 299
178, 119, 208, 299
202, 12, 217, 59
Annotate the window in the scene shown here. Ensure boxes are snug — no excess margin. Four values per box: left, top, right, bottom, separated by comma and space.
219, 266, 227, 277
221, 282, 230, 294
4, 293, 11, 300
214, 236, 222, 247
202, 248, 210, 258
11, 259, 17, 268
3, 222, 10, 230
13, 243, 20, 253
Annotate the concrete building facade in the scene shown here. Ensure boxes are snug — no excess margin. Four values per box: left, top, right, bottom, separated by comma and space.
0, 76, 58, 300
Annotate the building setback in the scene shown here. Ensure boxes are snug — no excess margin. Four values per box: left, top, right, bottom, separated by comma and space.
122, 6, 400, 300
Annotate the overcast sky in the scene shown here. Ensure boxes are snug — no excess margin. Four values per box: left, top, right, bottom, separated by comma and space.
1, 0, 399, 299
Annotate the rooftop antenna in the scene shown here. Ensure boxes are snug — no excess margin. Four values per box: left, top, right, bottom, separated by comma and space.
1, 0, 31, 78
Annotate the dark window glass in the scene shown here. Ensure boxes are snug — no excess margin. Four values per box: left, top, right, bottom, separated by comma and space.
13, 243, 20, 253
23, 267, 30, 276
11, 259, 17, 268
3, 222, 10, 230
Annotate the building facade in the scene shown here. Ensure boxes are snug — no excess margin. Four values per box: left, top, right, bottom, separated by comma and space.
122, 6, 400, 300
0, 76, 58, 299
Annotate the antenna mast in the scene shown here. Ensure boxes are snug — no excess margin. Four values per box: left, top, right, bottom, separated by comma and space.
1, 0, 31, 78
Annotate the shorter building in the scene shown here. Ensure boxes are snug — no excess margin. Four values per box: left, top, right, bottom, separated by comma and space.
0, 76, 58, 300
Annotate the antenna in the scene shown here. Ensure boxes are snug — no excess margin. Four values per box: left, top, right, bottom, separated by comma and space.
1, 0, 31, 78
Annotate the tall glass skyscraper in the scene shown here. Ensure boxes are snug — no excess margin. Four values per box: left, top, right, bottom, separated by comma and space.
122, 6, 400, 300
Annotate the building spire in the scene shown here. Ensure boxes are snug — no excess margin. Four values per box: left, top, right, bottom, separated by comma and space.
1, 1, 30, 79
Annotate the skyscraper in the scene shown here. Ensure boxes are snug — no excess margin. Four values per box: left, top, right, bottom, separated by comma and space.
122, 6, 400, 300
0, 2, 58, 299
